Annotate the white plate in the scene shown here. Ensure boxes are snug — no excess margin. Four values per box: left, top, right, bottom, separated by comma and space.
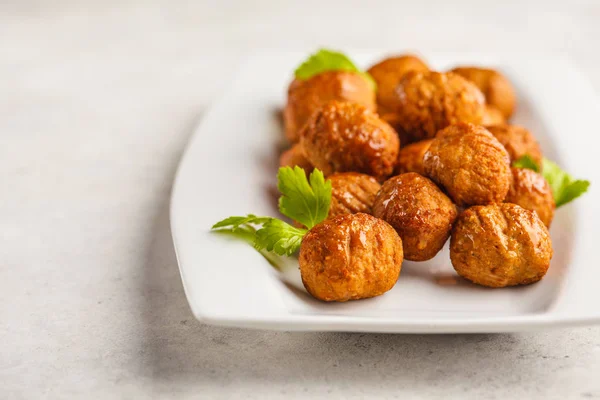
170, 51, 600, 333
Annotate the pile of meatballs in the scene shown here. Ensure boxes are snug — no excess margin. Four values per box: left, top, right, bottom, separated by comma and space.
280, 53, 554, 302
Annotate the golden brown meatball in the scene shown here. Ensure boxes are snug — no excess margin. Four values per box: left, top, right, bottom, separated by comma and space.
367, 54, 429, 114
300, 100, 400, 181
450, 203, 552, 287
279, 143, 314, 173
390, 71, 485, 142
284, 71, 375, 143
423, 123, 511, 206
328, 173, 381, 218
481, 104, 506, 126
505, 167, 555, 227
451, 67, 517, 119
395, 139, 433, 175
372, 173, 458, 261
299, 213, 403, 301
486, 124, 543, 167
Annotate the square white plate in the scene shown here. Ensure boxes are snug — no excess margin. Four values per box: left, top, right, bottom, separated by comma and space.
170, 51, 600, 333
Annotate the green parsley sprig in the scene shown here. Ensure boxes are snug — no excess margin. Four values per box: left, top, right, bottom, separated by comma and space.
512, 155, 590, 207
294, 48, 377, 91
211, 167, 332, 256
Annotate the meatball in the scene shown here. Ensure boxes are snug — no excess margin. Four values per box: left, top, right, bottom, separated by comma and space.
505, 167, 555, 227
390, 71, 485, 142
395, 139, 433, 175
451, 67, 517, 119
300, 100, 400, 181
367, 54, 429, 114
450, 203, 552, 287
279, 143, 313, 173
481, 104, 506, 126
486, 124, 543, 167
284, 71, 375, 143
299, 213, 403, 301
372, 173, 458, 261
328, 173, 381, 218
423, 123, 511, 206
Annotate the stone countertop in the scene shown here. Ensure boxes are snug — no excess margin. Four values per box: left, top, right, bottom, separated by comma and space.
1, 1, 600, 398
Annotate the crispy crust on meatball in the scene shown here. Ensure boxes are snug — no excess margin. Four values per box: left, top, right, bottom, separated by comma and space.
482, 104, 506, 126
390, 71, 485, 142
505, 167, 555, 227
367, 55, 429, 114
372, 173, 458, 261
284, 71, 375, 143
450, 203, 552, 287
423, 123, 511, 206
395, 139, 433, 175
300, 100, 400, 181
299, 213, 403, 301
328, 173, 381, 218
451, 67, 517, 119
279, 143, 314, 173
486, 124, 543, 167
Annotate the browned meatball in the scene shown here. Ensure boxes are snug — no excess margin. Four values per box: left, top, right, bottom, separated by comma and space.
505, 167, 555, 227
423, 123, 511, 206
328, 173, 381, 218
450, 203, 552, 287
395, 139, 433, 175
372, 173, 458, 261
390, 71, 485, 142
367, 54, 429, 114
279, 143, 314, 173
486, 124, 543, 167
451, 67, 517, 119
481, 104, 506, 126
284, 71, 375, 143
299, 213, 403, 301
300, 100, 400, 181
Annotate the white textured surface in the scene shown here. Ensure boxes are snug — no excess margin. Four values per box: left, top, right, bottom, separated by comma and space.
1, 1, 600, 398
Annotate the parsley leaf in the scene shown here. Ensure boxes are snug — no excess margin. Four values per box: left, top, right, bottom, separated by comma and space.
277, 166, 332, 229
255, 219, 307, 256
512, 155, 540, 172
294, 48, 377, 90
512, 156, 590, 208
211, 167, 332, 257
541, 158, 590, 207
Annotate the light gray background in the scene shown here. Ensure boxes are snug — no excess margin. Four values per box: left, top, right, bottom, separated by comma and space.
2, 1, 600, 398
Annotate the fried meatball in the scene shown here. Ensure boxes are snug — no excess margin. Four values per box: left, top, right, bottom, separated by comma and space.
328, 173, 381, 218
299, 213, 403, 301
284, 71, 375, 143
486, 124, 543, 167
367, 54, 429, 114
505, 167, 555, 227
372, 173, 458, 261
482, 104, 506, 126
450, 203, 552, 287
451, 67, 517, 119
300, 100, 400, 181
423, 123, 511, 206
390, 71, 485, 142
395, 139, 433, 175
279, 143, 314, 173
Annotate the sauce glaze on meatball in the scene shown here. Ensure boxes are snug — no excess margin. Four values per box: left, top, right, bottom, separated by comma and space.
328, 173, 381, 218
299, 213, 403, 301
372, 173, 458, 261
284, 71, 375, 143
423, 123, 511, 206
450, 203, 552, 287
390, 71, 485, 142
300, 100, 400, 181
505, 167, 555, 227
